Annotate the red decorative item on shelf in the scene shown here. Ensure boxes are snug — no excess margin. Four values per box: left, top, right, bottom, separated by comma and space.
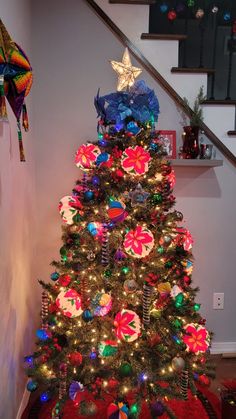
233, 20, 236, 34
182, 126, 199, 159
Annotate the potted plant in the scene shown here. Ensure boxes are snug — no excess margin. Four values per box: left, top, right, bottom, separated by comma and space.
181, 86, 205, 159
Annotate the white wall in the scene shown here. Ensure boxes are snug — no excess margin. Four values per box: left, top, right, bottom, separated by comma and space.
31, 0, 236, 349
0, 1, 38, 418
1, 1, 235, 416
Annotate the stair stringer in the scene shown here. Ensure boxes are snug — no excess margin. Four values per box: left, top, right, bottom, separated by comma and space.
95, 0, 236, 156
96, 1, 207, 103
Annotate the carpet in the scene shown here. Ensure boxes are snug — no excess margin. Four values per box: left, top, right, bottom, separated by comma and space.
35, 386, 221, 419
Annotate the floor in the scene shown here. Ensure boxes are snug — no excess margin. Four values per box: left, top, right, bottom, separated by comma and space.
210, 354, 236, 395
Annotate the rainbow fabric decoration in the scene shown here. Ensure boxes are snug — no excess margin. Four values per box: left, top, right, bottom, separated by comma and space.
107, 199, 128, 223
91, 292, 112, 317
107, 401, 129, 419
0, 19, 33, 160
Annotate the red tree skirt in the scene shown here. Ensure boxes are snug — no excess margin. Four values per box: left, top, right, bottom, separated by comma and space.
39, 388, 220, 419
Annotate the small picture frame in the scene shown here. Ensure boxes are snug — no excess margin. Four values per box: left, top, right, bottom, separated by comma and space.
158, 130, 176, 159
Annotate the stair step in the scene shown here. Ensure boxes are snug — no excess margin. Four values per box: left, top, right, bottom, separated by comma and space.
109, 0, 155, 4
202, 100, 236, 105
141, 33, 187, 41
228, 131, 236, 136
171, 67, 215, 75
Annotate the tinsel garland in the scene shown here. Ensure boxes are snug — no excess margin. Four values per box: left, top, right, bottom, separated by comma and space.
41, 291, 49, 330
101, 223, 109, 265
142, 283, 152, 326
180, 370, 189, 400
59, 363, 67, 400
17, 119, 25, 162
80, 275, 89, 309
82, 172, 88, 193
0, 75, 7, 120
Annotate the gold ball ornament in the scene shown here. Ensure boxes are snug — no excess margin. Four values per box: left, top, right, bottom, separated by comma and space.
123, 279, 138, 293
172, 356, 185, 372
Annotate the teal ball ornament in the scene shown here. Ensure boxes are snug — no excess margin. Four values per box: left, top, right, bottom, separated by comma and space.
27, 380, 38, 392
50, 271, 59, 281
160, 4, 168, 13
84, 190, 94, 201
82, 309, 94, 322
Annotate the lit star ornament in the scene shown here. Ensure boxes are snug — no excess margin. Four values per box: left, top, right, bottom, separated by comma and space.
110, 48, 142, 91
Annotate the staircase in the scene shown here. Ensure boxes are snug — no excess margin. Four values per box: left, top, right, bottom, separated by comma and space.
85, 0, 236, 164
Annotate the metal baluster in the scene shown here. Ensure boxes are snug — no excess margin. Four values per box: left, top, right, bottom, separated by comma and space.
199, 20, 205, 68
182, 16, 189, 68
209, 11, 219, 100
226, 24, 234, 100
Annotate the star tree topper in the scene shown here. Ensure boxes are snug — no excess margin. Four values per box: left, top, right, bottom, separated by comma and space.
110, 48, 142, 91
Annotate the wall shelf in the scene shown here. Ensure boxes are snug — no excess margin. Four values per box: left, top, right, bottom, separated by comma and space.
171, 159, 223, 167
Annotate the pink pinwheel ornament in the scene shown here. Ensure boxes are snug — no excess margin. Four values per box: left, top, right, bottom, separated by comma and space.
121, 145, 151, 176
75, 143, 101, 170
59, 195, 83, 225
56, 289, 83, 318
123, 225, 154, 258
183, 323, 210, 354
114, 309, 141, 342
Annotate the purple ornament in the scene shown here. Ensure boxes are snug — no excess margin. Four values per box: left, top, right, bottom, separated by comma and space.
98, 138, 108, 147
114, 248, 127, 263
150, 401, 165, 417
69, 381, 84, 401
92, 175, 100, 187
176, 3, 185, 13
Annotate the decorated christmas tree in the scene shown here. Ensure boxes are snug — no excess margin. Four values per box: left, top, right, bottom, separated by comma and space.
25, 49, 214, 419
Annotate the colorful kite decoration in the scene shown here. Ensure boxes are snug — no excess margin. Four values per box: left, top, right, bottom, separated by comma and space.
114, 309, 141, 342
87, 221, 103, 237
175, 227, 193, 251
123, 225, 154, 258
0, 19, 33, 161
157, 282, 171, 298
107, 401, 129, 419
69, 381, 84, 403
98, 340, 118, 357
107, 199, 128, 223
91, 292, 112, 317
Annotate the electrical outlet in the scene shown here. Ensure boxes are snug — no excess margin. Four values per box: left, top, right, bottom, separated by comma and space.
213, 293, 224, 309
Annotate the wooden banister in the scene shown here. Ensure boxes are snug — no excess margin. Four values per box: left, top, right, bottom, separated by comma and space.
85, 0, 236, 167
